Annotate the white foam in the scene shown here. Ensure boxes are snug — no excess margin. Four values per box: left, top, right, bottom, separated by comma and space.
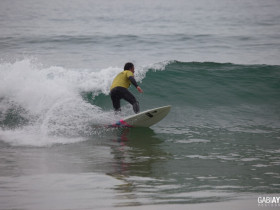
0, 59, 151, 146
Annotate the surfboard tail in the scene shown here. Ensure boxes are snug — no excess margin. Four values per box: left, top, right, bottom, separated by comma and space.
110, 119, 133, 128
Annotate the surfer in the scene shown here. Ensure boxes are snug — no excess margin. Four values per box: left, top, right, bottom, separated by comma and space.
110, 62, 143, 114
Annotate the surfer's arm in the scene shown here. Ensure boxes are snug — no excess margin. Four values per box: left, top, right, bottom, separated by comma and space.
129, 76, 143, 93
128, 76, 138, 87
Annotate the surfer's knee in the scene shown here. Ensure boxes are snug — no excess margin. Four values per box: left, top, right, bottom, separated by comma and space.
133, 101, 140, 114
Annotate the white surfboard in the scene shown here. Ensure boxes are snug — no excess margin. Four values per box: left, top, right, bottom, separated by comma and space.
113, 105, 171, 128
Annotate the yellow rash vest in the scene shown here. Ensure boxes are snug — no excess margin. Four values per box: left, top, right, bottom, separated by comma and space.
110, 70, 135, 90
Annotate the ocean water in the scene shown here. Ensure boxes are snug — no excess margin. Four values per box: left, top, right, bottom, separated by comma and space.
1, 0, 280, 209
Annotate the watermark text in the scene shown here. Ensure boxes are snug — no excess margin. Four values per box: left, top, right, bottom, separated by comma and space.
258, 196, 280, 208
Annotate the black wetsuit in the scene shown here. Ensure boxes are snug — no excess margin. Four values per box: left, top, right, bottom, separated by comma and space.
110, 76, 140, 113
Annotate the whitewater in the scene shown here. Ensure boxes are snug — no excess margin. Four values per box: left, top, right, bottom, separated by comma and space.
0, 59, 151, 146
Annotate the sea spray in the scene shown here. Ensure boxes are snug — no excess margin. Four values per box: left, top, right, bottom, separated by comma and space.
0, 59, 125, 146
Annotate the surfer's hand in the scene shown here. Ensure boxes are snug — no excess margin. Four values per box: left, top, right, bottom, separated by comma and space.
137, 86, 143, 93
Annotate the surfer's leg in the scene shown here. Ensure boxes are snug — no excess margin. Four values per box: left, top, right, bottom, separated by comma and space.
122, 89, 140, 113
132, 101, 140, 113
110, 88, 121, 112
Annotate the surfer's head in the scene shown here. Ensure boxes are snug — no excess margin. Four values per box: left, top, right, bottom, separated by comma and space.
124, 62, 134, 73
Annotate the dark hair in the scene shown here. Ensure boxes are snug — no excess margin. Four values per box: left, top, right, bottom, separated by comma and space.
124, 62, 134, 70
